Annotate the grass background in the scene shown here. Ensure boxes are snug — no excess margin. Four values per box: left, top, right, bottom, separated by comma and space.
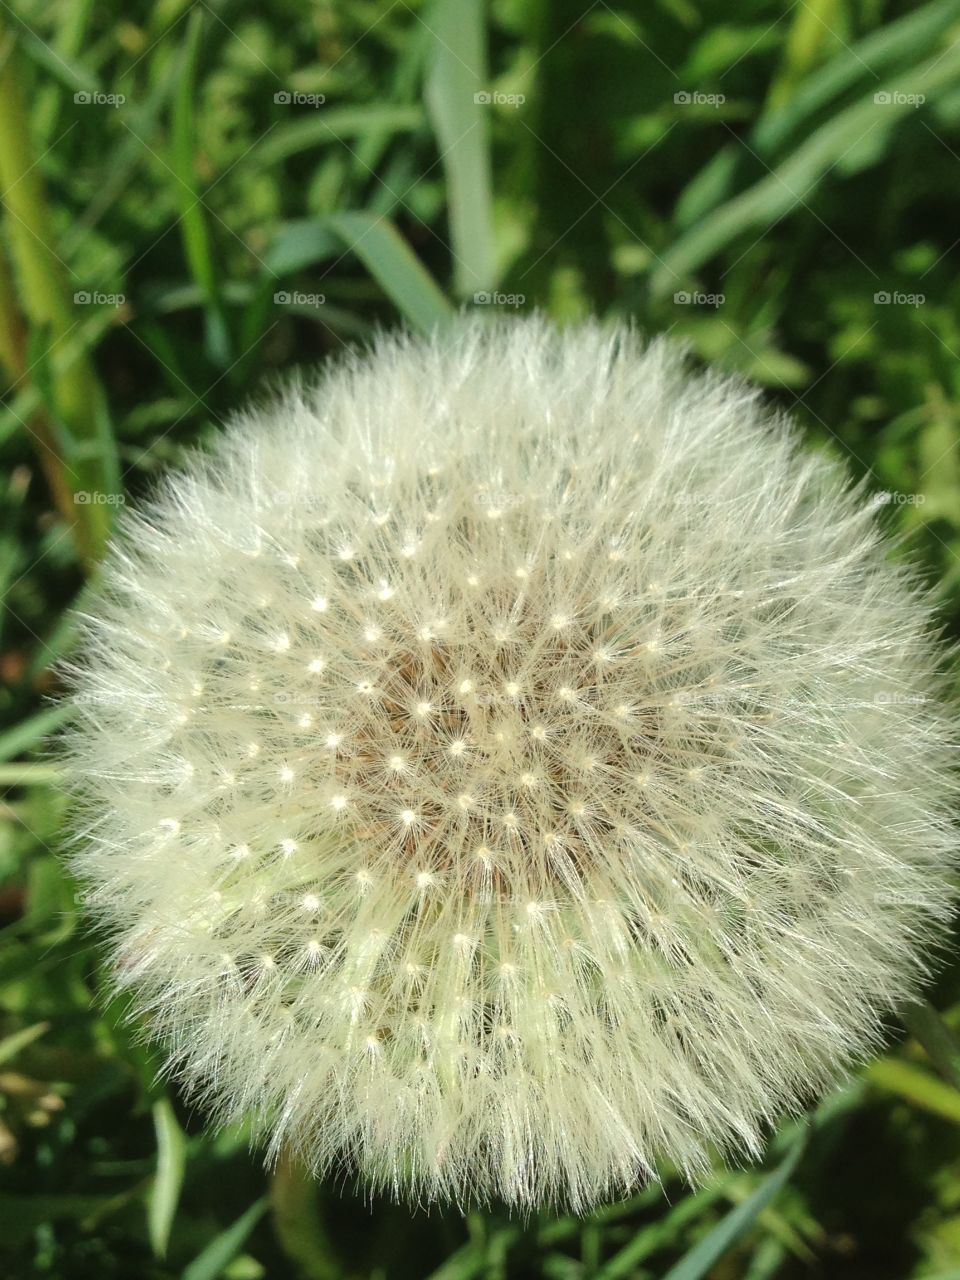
2, 0, 960, 1275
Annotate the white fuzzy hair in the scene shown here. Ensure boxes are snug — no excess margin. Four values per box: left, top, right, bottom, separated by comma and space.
63, 314, 958, 1210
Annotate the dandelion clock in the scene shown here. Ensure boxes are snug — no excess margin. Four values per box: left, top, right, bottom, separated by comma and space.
63, 315, 958, 1210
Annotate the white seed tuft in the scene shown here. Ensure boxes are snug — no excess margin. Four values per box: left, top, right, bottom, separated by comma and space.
62, 315, 959, 1212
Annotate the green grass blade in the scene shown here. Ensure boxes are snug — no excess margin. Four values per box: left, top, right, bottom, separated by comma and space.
270, 1153, 340, 1280
755, 0, 960, 151
596, 1186, 727, 1280
674, 147, 741, 229
148, 1099, 188, 1259
0, 1194, 121, 1249
765, 0, 847, 111
0, 237, 25, 386
0, 704, 70, 763
35, 0, 97, 139
181, 1197, 269, 1280
905, 999, 960, 1089
171, 9, 229, 367
0, 1019, 49, 1066
660, 1133, 807, 1280
327, 211, 454, 333
256, 105, 423, 165
650, 41, 960, 295
0, 24, 118, 562
866, 1058, 960, 1124
423, 1229, 521, 1280
423, 0, 496, 298
264, 220, 341, 275
65, 53, 182, 250
17, 28, 98, 95
348, 20, 432, 184
671, 0, 960, 231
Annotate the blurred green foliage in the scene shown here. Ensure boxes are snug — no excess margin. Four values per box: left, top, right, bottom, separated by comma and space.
1, 0, 960, 1275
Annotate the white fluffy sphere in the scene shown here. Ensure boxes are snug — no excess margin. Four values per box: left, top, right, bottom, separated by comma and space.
65, 316, 958, 1209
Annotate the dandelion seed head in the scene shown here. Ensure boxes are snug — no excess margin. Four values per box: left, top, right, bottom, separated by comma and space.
63, 316, 958, 1210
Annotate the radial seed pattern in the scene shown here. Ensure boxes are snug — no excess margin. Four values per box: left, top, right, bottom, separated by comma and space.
65, 317, 958, 1209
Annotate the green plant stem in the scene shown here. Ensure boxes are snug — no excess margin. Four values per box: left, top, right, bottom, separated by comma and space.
0, 24, 118, 565
270, 1152, 341, 1280
0, 763, 63, 786
0, 241, 24, 373
0, 235, 78, 533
